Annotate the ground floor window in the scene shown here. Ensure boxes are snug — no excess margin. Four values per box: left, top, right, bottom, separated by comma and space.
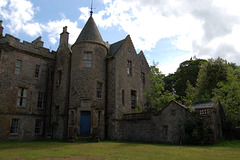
131, 90, 137, 109
10, 118, 20, 135
35, 120, 43, 134
163, 125, 168, 137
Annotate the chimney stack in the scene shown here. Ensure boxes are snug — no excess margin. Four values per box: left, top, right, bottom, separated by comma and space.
60, 26, 69, 45
0, 20, 4, 37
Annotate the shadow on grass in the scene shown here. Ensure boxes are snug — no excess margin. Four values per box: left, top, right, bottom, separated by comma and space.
0, 140, 80, 151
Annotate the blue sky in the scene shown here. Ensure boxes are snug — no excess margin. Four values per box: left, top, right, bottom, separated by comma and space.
1, 0, 240, 74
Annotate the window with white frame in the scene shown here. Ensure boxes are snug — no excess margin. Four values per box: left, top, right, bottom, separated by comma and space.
37, 92, 45, 109
17, 87, 27, 107
35, 120, 43, 134
10, 118, 20, 134
83, 52, 92, 68
15, 60, 22, 74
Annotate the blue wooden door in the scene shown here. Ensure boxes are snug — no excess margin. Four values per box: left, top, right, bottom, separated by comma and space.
80, 111, 91, 137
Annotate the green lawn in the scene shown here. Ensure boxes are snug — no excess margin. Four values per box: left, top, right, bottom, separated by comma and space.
0, 140, 239, 160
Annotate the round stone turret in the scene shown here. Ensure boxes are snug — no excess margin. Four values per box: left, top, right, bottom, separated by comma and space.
74, 15, 105, 46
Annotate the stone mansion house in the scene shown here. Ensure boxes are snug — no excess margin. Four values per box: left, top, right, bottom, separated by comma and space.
0, 14, 151, 141
0, 14, 222, 143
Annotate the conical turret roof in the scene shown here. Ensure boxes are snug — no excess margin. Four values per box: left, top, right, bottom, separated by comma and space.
75, 15, 105, 46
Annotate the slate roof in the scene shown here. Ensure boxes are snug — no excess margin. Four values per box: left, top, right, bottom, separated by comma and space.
191, 102, 217, 109
162, 100, 188, 111
75, 15, 105, 46
109, 39, 125, 56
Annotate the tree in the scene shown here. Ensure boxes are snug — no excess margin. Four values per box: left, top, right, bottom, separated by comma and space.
144, 65, 177, 113
192, 57, 228, 103
213, 66, 240, 128
183, 80, 197, 105
164, 58, 207, 99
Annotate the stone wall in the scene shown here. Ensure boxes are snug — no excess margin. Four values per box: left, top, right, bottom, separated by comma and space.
107, 35, 151, 140
0, 34, 55, 140
111, 101, 188, 144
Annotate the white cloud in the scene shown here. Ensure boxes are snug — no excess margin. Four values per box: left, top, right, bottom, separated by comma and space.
0, 0, 38, 34
23, 22, 42, 36
93, 0, 240, 74
43, 19, 81, 45
0, 0, 8, 8
0, 0, 82, 46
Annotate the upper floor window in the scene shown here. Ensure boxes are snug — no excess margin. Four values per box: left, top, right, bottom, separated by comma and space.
35, 65, 40, 78
37, 92, 45, 109
17, 87, 27, 107
122, 90, 125, 106
56, 70, 62, 87
10, 118, 20, 135
35, 119, 43, 134
141, 72, 145, 85
15, 60, 22, 74
127, 60, 132, 76
131, 90, 136, 109
97, 82, 103, 99
83, 52, 92, 68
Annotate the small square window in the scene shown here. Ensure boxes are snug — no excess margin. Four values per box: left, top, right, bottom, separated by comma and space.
171, 110, 176, 116
200, 109, 207, 116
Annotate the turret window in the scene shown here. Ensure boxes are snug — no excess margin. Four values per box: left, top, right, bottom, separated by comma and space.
83, 52, 92, 68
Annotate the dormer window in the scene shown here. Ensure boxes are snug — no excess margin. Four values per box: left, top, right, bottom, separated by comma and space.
200, 109, 207, 116
83, 52, 92, 68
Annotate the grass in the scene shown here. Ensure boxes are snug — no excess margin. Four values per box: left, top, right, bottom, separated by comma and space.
0, 140, 239, 160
